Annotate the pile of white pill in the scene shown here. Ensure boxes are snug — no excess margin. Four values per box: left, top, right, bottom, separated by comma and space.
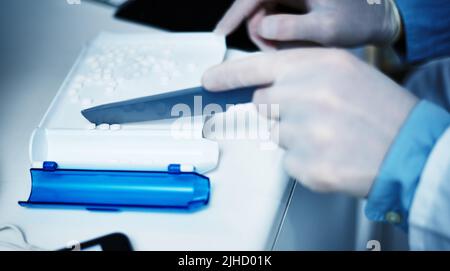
67, 43, 196, 111
85, 123, 122, 131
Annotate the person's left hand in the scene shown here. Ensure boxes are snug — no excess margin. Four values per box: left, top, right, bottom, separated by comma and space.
215, 0, 402, 51
202, 49, 418, 197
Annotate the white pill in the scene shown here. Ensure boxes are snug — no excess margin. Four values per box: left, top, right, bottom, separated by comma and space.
153, 64, 162, 73
72, 82, 83, 89
141, 67, 150, 74
103, 76, 114, 83
86, 57, 97, 64
70, 95, 80, 103
110, 124, 121, 131
81, 98, 93, 106
74, 75, 86, 82
84, 77, 93, 85
90, 62, 99, 69
68, 88, 78, 96
86, 123, 96, 130
160, 75, 170, 85
123, 73, 133, 80
161, 60, 175, 69
97, 123, 110, 130
105, 86, 116, 93
172, 70, 182, 77
145, 56, 155, 63
187, 63, 197, 72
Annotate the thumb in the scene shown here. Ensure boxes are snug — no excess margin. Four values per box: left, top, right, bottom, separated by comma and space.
258, 13, 328, 43
202, 53, 278, 91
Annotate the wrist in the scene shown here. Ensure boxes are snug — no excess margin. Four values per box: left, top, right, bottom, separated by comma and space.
365, 101, 450, 230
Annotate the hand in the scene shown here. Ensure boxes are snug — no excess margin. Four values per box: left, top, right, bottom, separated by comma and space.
202, 49, 417, 197
215, 0, 402, 50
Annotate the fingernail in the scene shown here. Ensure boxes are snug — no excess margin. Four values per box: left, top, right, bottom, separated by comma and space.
201, 70, 218, 91
213, 27, 226, 36
258, 18, 277, 39
213, 21, 230, 36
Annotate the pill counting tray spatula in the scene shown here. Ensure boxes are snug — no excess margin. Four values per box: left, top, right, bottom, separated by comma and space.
82, 85, 258, 124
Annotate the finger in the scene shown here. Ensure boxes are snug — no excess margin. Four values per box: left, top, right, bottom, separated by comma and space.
252, 87, 284, 120
252, 87, 270, 105
283, 152, 335, 192
247, 5, 278, 51
258, 13, 328, 43
270, 121, 292, 149
202, 53, 278, 91
203, 48, 326, 91
283, 152, 305, 182
250, 15, 321, 50
279, 121, 306, 150
214, 0, 265, 36
253, 81, 319, 120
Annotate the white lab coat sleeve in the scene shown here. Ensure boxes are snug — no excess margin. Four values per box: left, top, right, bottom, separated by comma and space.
409, 127, 450, 250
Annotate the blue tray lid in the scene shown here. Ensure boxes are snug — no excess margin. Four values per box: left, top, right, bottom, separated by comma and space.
19, 161, 210, 211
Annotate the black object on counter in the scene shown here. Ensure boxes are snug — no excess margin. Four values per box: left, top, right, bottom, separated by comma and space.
115, 0, 258, 51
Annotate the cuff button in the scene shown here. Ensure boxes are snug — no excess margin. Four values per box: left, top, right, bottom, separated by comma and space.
385, 211, 402, 224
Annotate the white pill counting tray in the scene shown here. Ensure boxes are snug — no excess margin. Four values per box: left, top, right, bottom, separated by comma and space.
21, 32, 226, 211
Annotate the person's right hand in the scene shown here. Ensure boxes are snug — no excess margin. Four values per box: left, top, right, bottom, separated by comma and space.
202, 49, 418, 197
215, 0, 402, 51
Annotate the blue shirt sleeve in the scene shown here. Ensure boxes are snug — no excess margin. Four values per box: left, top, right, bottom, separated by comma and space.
395, 0, 450, 63
365, 100, 450, 231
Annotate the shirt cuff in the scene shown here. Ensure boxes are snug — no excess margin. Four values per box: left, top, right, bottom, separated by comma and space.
394, 0, 450, 63
365, 100, 450, 231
